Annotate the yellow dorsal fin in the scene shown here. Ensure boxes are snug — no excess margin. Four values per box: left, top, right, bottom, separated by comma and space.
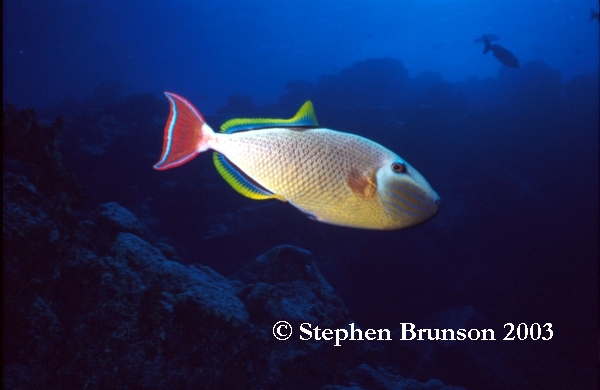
220, 101, 319, 133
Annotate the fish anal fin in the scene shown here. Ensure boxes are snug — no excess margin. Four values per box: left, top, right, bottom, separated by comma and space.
346, 167, 377, 199
213, 152, 284, 201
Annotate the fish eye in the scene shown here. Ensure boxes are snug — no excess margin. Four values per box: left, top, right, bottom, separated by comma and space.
391, 162, 406, 173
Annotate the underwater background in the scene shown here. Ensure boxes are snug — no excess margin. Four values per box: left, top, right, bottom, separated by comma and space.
3, 0, 599, 389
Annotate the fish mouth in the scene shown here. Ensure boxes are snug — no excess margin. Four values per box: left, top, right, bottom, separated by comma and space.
383, 181, 440, 225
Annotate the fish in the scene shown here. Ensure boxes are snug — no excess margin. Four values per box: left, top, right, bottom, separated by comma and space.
591, 9, 599, 22
480, 35, 520, 68
473, 34, 500, 44
154, 93, 440, 230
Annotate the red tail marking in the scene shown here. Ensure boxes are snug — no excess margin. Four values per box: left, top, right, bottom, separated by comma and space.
154, 92, 206, 170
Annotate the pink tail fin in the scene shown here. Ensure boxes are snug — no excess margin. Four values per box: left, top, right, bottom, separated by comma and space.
153, 92, 211, 170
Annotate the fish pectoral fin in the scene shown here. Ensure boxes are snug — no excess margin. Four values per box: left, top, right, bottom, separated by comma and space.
213, 152, 283, 201
219, 101, 319, 133
346, 167, 378, 199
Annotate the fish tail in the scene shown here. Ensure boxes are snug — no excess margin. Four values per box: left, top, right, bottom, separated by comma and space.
153, 92, 214, 170
482, 35, 491, 54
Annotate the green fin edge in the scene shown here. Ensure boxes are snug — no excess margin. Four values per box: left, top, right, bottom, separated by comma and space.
213, 152, 278, 200
220, 100, 319, 133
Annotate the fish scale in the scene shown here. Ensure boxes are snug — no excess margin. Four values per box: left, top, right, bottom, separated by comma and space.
213, 128, 395, 227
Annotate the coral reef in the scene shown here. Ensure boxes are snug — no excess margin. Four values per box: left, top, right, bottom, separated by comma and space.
3, 105, 463, 389
4, 60, 597, 388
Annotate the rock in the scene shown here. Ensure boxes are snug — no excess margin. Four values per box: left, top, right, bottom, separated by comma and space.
322, 364, 465, 390
246, 245, 323, 284
111, 232, 249, 324
93, 201, 148, 237
2, 104, 464, 390
236, 245, 349, 327
3, 173, 62, 251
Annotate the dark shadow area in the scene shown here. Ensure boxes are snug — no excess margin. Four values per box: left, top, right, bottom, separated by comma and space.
4, 58, 599, 389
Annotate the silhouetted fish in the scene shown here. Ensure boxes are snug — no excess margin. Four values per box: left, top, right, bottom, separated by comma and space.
591, 9, 599, 22
480, 35, 519, 68
473, 34, 500, 44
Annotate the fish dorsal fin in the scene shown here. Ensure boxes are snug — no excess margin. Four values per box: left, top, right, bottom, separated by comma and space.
220, 101, 319, 133
213, 152, 284, 201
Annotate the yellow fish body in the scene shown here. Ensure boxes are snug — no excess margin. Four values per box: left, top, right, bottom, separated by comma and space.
154, 93, 440, 230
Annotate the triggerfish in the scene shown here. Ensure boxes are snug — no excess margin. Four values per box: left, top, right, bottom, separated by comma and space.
154, 93, 440, 230
480, 34, 520, 68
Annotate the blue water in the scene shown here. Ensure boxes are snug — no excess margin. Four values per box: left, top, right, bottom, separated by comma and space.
3, 0, 599, 113
3, 0, 599, 389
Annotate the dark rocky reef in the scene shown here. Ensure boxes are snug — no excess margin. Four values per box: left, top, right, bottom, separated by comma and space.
3, 105, 464, 389
6, 60, 597, 387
